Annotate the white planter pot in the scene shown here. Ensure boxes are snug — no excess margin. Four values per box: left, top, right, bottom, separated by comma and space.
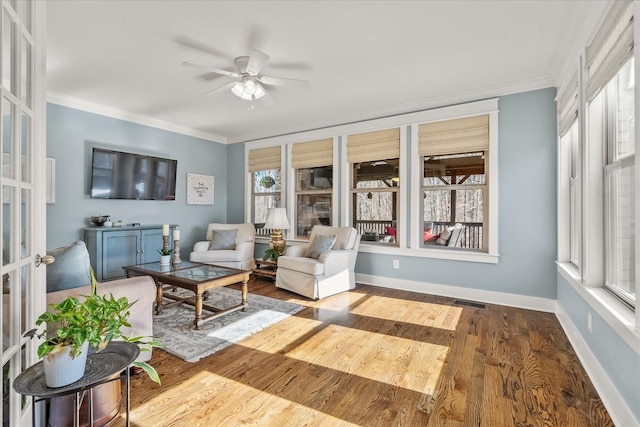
160, 255, 171, 265
43, 341, 89, 388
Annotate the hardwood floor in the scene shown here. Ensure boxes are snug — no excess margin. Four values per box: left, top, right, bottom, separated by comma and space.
113, 279, 613, 426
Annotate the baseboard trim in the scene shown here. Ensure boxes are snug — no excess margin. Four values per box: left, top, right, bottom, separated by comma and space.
355, 273, 555, 312
555, 303, 639, 427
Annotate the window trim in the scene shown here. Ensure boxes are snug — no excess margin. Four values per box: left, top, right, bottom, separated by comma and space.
410, 104, 499, 261
246, 98, 499, 264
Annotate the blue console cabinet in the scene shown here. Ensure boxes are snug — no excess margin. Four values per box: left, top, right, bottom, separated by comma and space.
84, 224, 174, 281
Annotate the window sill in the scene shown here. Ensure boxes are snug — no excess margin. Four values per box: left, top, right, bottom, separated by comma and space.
556, 262, 639, 355
359, 243, 499, 264
257, 236, 499, 263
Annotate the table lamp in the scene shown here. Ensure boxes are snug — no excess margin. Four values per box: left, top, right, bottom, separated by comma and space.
264, 208, 290, 255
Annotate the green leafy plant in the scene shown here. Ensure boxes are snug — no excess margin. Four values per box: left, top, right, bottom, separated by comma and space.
25, 268, 162, 384
263, 248, 279, 262
157, 248, 173, 256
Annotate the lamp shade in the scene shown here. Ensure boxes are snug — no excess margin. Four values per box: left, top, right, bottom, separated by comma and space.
264, 208, 290, 230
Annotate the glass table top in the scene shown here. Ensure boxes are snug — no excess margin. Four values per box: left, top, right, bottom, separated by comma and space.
124, 261, 246, 283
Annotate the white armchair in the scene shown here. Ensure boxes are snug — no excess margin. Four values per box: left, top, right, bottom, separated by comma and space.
276, 225, 361, 299
190, 223, 256, 270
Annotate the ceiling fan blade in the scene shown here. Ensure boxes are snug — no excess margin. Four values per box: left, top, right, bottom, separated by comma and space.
260, 89, 275, 106
246, 49, 270, 75
203, 81, 237, 96
182, 62, 240, 78
259, 75, 310, 89
174, 35, 233, 60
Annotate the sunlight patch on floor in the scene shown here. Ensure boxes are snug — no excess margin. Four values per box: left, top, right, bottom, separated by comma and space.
349, 295, 463, 330
286, 324, 449, 393
238, 315, 324, 352
126, 370, 362, 426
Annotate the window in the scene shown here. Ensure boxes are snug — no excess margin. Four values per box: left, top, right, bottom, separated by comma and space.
292, 138, 333, 239
295, 166, 332, 238
418, 115, 490, 250
560, 121, 581, 268
248, 146, 282, 236
347, 128, 400, 244
602, 58, 635, 307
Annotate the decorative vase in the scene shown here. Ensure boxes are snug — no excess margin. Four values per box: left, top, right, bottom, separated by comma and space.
43, 341, 89, 387
160, 255, 171, 265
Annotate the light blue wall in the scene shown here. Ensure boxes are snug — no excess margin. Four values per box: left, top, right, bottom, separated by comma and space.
227, 142, 245, 223
46, 103, 229, 251
356, 89, 557, 298
236, 88, 558, 299
557, 275, 640, 421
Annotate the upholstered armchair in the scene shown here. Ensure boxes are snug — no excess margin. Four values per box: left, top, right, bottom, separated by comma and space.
45, 241, 156, 363
189, 223, 256, 270
276, 225, 361, 299
44, 241, 156, 427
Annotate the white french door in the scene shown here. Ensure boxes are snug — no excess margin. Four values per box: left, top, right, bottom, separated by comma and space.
1, 0, 46, 425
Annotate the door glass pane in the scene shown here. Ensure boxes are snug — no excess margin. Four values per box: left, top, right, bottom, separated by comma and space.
2, 15, 14, 93
2, 98, 13, 180
2, 272, 13, 352
20, 113, 30, 183
3, 360, 11, 425
3, 186, 14, 265
20, 37, 32, 108
20, 1, 33, 34
20, 189, 29, 259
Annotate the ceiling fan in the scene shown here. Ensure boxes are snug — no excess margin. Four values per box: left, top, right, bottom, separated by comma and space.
183, 48, 310, 104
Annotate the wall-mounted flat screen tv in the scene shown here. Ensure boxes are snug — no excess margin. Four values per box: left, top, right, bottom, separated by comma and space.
90, 148, 177, 200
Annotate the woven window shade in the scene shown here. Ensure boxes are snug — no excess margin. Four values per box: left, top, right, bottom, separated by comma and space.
418, 115, 489, 156
347, 128, 400, 163
586, 0, 634, 100
557, 71, 579, 137
248, 146, 281, 173
292, 138, 333, 169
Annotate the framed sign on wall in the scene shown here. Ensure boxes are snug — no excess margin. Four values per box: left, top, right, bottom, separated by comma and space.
187, 173, 214, 205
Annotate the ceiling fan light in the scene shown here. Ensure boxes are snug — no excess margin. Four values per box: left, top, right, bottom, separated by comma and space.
244, 78, 256, 95
231, 79, 266, 101
231, 81, 246, 98
253, 83, 266, 100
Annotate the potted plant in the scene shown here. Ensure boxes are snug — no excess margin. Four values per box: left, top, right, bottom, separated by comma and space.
157, 248, 173, 265
263, 248, 279, 262
25, 270, 161, 387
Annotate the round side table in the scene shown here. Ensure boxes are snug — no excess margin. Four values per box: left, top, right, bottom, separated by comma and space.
13, 341, 139, 427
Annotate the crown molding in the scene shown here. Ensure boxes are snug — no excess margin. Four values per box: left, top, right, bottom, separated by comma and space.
46, 91, 228, 144
230, 75, 553, 144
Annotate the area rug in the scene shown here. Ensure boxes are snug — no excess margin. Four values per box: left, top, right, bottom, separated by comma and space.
152, 287, 304, 362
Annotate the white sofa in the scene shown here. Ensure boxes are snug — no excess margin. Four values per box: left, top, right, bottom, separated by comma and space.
189, 223, 256, 270
276, 225, 360, 299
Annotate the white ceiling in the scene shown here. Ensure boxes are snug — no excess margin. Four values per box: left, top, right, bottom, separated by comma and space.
46, 1, 606, 144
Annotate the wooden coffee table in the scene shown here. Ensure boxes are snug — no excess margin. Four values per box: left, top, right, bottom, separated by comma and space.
123, 261, 251, 329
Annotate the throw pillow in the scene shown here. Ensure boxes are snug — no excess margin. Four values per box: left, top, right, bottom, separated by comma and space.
306, 234, 337, 259
210, 229, 238, 250
435, 227, 453, 246
46, 241, 92, 293
424, 231, 437, 242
